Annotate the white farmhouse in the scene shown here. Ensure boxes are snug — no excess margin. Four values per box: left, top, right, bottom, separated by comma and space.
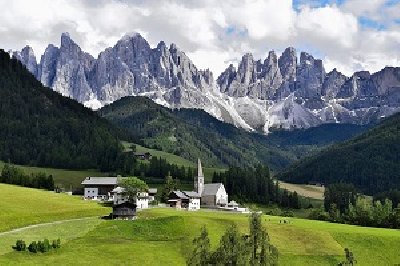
168, 190, 201, 210
81, 177, 119, 200
111, 186, 149, 209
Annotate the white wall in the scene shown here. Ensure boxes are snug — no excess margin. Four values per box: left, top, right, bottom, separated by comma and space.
136, 197, 149, 209
112, 191, 149, 209
216, 186, 228, 205
188, 198, 201, 210
84, 187, 98, 199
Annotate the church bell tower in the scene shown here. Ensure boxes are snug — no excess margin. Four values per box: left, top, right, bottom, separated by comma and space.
194, 158, 204, 195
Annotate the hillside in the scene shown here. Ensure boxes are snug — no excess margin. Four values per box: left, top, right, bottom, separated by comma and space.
0, 183, 109, 232
1, 207, 400, 265
278, 112, 400, 195
0, 50, 129, 170
100, 96, 368, 170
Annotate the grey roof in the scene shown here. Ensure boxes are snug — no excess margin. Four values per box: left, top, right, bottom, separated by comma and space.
81, 177, 118, 185
183, 191, 201, 198
171, 191, 189, 199
202, 183, 224, 196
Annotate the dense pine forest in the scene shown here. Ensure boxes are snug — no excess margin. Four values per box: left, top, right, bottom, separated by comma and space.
278, 112, 400, 195
99, 96, 368, 170
0, 50, 130, 171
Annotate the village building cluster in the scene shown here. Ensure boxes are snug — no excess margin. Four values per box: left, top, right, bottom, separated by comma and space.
81, 158, 247, 219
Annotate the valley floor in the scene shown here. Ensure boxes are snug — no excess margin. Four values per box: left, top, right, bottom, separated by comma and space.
1, 204, 399, 265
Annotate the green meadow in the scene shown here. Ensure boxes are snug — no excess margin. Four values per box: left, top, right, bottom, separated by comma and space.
0, 161, 105, 190
0, 185, 399, 265
0, 184, 109, 232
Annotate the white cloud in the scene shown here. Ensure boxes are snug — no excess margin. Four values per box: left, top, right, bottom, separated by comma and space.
296, 5, 358, 49
0, 0, 399, 77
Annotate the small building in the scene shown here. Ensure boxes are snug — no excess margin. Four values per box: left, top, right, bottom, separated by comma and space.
148, 188, 158, 202
112, 202, 137, 220
81, 177, 119, 200
168, 190, 200, 210
111, 186, 149, 209
134, 152, 152, 160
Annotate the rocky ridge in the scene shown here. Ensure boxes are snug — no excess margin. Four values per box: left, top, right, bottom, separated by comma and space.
12, 33, 400, 133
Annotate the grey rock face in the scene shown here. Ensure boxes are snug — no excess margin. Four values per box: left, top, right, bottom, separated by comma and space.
322, 68, 347, 99
12, 46, 38, 78
16, 32, 213, 109
296, 52, 325, 98
13, 33, 400, 133
278, 47, 297, 99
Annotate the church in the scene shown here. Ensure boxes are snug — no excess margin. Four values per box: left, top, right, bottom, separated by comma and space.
194, 159, 228, 207
168, 158, 228, 209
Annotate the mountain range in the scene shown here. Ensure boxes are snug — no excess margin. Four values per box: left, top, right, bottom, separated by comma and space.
11, 32, 400, 133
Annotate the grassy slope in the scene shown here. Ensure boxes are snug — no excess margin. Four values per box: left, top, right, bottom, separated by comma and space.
0, 161, 105, 190
1, 207, 399, 265
123, 141, 226, 182
0, 184, 110, 232
278, 181, 325, 200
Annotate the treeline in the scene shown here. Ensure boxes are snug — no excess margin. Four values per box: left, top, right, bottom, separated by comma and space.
131, 156, 195, 181
0, 164, 54, 190
278, 112, 400, 195
0, 50, 131, 172
309, 183, 400, 228
212, 165, 300, 208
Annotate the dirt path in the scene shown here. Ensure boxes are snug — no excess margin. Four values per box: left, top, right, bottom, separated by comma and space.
0, 217, 97, 236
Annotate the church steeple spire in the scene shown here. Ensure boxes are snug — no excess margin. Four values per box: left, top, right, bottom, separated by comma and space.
194, 158, 204, 195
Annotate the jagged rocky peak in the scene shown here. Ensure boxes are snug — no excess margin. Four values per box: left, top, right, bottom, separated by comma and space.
296, 51, 325, 98
237, 53, 256, 86
277, 47, 297, 98
17, 32, 215, 108
322, 68, 348, 98
38, 44, 60, 87
12, 45, 38, 78
217, 64, 237, 93
372, 67, 400, 95
278, 47, 297, 80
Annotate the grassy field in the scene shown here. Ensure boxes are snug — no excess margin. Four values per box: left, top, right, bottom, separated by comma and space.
279, 181, 325, 200
1, 202, 400, 265
0, 161, 105, 191
0, 184, 110, 232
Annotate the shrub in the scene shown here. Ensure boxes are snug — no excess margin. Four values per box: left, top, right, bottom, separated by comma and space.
12, 240, 26, 251
28, 241, 38, 253
15, 239, 60, 253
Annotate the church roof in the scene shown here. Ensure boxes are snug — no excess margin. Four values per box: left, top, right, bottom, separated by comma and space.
202, 183, 224, 196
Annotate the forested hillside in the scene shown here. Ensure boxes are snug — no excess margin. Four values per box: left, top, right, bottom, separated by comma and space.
0, 50, 129, 170
99, 96, 368, 170
278, 112, 400, 195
